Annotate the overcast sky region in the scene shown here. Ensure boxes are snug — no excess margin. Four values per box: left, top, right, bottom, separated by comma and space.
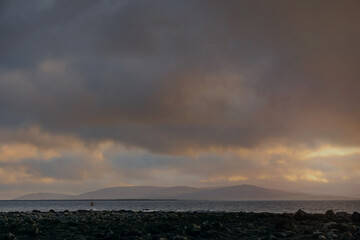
0, 0, 360, 199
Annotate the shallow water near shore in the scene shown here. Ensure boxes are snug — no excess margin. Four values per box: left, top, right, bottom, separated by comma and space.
0, 200, 359, 213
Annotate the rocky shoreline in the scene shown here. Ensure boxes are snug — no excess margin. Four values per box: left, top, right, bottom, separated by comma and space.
0, 210, 359, 240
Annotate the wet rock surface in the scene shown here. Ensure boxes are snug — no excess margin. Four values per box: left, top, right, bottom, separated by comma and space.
0, 210, 358, 239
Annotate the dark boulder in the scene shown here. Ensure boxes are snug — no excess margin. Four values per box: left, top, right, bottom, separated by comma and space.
325, 210, 335, 218
294, 209, 307, 220
351, 212, 360, 222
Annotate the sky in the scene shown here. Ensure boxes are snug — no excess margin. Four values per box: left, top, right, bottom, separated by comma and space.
0, 0, 360, 199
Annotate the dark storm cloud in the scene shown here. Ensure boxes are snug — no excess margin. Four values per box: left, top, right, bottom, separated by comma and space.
1, 0, 360, 153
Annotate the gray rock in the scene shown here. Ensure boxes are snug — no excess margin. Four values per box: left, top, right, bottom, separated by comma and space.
331, 233, 339, 239
324, 222, 337, 229
327, 230, 339, 239
172, 235, 188, 240
274, 232, 287, 237
317, 235, 326, 240
269, 235, 278, 240
313, 231, 324, 237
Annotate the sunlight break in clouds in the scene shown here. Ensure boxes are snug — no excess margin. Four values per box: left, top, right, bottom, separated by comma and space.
305, 145, 360, 158
0, 126, 359, 198
284, 170, 329, 183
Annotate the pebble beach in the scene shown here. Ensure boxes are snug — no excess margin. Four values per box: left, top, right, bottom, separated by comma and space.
0, 210, 359, 240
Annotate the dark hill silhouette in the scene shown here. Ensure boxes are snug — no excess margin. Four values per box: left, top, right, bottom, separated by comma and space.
15, 184, 349, 200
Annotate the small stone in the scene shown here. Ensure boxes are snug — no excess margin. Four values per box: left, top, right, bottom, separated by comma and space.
104, 229, 114, 238
275, 219, 296, 231
327, 230, 338, 238
317, 235, 326, 240
343, 231, 354, 240
332, 234, 339, 239
6, 233, 17, 240
324, 222, 337, 229
269, 235, 277, 240
185, 223, 201, 236
274, 232, 288, 237
313, 231, 323, 237
172, 235, 188, 240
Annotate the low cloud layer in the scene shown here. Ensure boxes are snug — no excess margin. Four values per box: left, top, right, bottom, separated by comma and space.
0, 0, 360, 198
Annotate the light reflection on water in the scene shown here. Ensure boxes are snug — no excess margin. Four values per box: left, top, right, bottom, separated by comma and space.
0, 200, 359, 213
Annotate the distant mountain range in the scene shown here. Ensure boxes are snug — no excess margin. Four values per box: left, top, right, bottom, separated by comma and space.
15, 185, 350, 200
15, 185, 347, 201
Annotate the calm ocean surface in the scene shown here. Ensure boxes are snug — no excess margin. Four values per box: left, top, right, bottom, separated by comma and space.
0, 200, 359, 213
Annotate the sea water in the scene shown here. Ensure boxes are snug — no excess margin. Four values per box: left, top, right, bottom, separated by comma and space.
0, 200, 359, 213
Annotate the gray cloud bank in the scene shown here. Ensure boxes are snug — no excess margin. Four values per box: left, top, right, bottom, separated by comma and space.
1, 0, 360, 154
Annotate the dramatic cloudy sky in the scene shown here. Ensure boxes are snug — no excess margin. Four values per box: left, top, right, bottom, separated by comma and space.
0, 0, 360, 199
